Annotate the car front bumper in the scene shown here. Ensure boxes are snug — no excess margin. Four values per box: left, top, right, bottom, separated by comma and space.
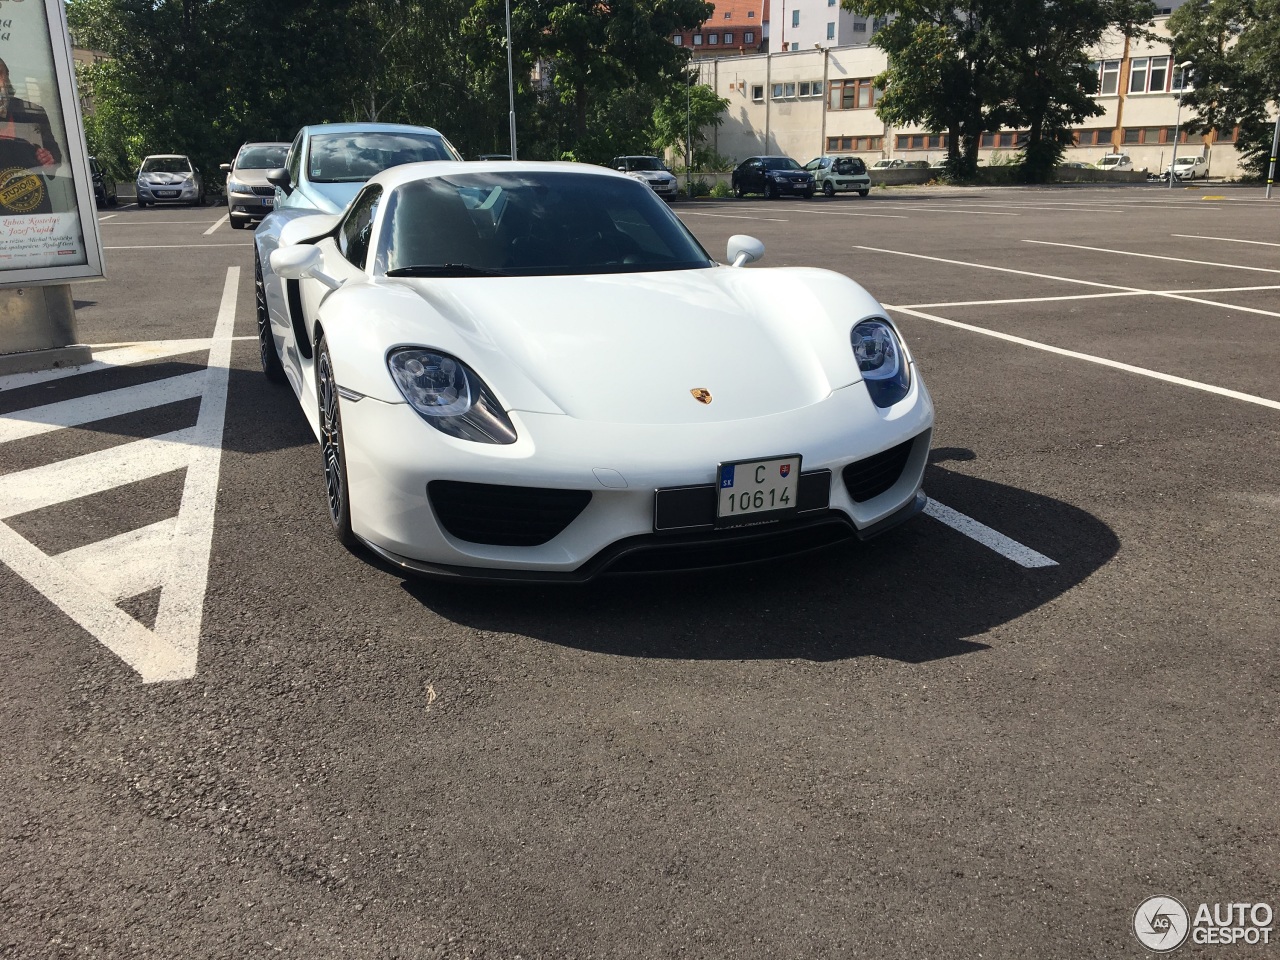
337, 375, 934, 579
137, 181, 199, 203
229, 189, 276, 219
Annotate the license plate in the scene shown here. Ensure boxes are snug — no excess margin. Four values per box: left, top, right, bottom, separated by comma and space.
156, 190, 178, 198
716, 454, 801, 527
261, 197, 274, 207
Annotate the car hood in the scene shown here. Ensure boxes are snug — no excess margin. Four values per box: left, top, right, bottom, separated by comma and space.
229, 168, 275, 187
390, 267, 872, 424
629, 170, 675, 180
292, 180, 363, 214
141, 172, 192, 183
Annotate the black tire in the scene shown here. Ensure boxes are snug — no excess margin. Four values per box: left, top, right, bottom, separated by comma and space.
108, 192, 118, 207
733, 181, 745, 198
858, 189, 870, 197
803, 188, 815, 199
317, 336, 358, 547
823, 181, 835, 197
137, 198, 148, 208
764, 180, 777, 200
255, 250, 287, 384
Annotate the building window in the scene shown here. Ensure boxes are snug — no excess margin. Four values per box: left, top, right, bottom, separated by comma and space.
752, 84, 764, 102
693, 34, 702, 45
724, 32, 733, 43
1147, 56, 1169, 92
792, 9, 800, 26
829, 0, 836, 5
873, 15, 888, 28
799, 80, 823, 98
745, 31, 755, 42
771, 83, 785, 99
1128, 57, 1148, 94
1172, 64, 1192, 91
724, 10, 731, 16
1075, 128, 1112, 146
1097, 60, 1120, 96
827, 135, 884, 151
747, 9, 755, 16
708, 33, 718, 43
784, 82, 796, 98
1213, 127, 1237, 143
895, 134, 949, 150
1122, 127, 1141, 144
853, 20, 867, 31
672, 35, 682, 45
826, 22, 835, 39
828, 77, 881, 110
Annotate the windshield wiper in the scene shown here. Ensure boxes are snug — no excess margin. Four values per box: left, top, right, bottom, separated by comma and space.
387, 264, 508, 278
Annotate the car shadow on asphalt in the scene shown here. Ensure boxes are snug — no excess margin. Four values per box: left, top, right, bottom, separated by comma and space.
400, 449, 1120, 663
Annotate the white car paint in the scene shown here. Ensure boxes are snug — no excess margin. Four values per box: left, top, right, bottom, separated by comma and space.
254, 161, 934, 579
1166, 156, 1208, 180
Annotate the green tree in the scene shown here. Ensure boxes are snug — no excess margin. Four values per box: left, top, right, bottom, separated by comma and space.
652, 78, 729, 168
1169, 0, 1280, 176
1001, 0, 1154, 182
843, 0, 1016, 178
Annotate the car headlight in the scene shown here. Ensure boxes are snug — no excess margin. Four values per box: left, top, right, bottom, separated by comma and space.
387, 348, 517, 444
851, 318, 911, 407
226, 178, 247, 193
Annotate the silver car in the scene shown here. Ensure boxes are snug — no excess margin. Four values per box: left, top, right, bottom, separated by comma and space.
221, 142, 289, 229
611, 155, 679, 199
135, 154, 205, 207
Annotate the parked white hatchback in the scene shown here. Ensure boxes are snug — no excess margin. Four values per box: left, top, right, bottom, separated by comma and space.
1165, 155, 1209, 180
1096, 153, 1134, 172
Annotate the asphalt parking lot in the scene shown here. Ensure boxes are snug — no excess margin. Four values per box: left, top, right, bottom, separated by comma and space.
1, 185, 1277, 958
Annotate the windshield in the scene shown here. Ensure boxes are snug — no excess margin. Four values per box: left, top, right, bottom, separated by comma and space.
308, 132, 461, 183
237, 145, 288, 169
1099, 157, 1121, 166
141, 157, 192, 174
378, 171, 713, 278
1174, 157, 1197, 164
619, 157, 665, 172
761, 157, 801, 171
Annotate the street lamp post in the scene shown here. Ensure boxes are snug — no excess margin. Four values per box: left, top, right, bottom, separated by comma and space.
686, 69, 693, 198
1266, 91, 1280, 200
505, 0, 518, 160
1168, 60, 1192, 189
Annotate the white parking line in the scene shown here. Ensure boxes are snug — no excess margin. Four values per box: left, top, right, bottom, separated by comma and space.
925, 500, 1057, 568
203, 214, 228, 236
97, 214, 118, 222
101, 219, 230, 226
1023, 240, 1280, 275
1172, 234, 1280, 248
769, 206, 908, 219
900, 284, 1280, 310
874, 204, 1020, 216
853, 246, 1280, 320
884, 303, 1280, 411
680, 211, 790, 222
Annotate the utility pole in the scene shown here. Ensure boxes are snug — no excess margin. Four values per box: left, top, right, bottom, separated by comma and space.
1168, 62, 1192, 189
686, 67, 693, 198
1267, 95, 1280, 199
505, 0, 518, 160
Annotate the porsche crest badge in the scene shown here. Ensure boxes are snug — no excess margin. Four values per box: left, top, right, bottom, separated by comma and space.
690, 388, 712, 404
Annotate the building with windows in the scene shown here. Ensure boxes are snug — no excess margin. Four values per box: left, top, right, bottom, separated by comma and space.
673, 0, 769, 58
774, 0, 887, 50
689, 12, 1254, 177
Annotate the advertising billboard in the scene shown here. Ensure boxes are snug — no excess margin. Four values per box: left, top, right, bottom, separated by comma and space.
0, 0, 105, 285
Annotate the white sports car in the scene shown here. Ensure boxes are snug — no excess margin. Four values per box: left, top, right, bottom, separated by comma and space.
253, 161, 934, 580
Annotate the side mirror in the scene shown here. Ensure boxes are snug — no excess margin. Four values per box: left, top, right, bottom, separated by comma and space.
266, 167, 292, 194
220, 163, 231, 172
270, 245, 342, 290
726, 235, 764, 268
616, 167, 626, 172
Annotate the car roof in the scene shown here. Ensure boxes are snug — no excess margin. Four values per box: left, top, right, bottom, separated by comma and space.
142, 154, 190, 159
365, 160, 637, 192
239, 141, 289, 148
300, 122, 446, 137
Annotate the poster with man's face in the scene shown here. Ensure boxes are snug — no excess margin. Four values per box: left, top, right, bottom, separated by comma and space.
0, 0, 104, 283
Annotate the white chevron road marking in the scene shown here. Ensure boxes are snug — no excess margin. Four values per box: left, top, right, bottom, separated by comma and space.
0, 268, 240, 682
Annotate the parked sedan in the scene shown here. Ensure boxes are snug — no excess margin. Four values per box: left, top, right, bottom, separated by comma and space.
265, 122, 462, 215
1163, 155, 1208, 180
731, 157, 815, 199
135, 154, 204, 207
89, 156, 116, 207
611, 155, 679, 199
254, 162, 933, 580
221, 141, 289, 229
804, 156, 871, 197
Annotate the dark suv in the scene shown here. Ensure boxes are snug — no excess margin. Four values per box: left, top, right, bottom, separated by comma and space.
731, 156, 815, 199
89, 157, 117, 207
